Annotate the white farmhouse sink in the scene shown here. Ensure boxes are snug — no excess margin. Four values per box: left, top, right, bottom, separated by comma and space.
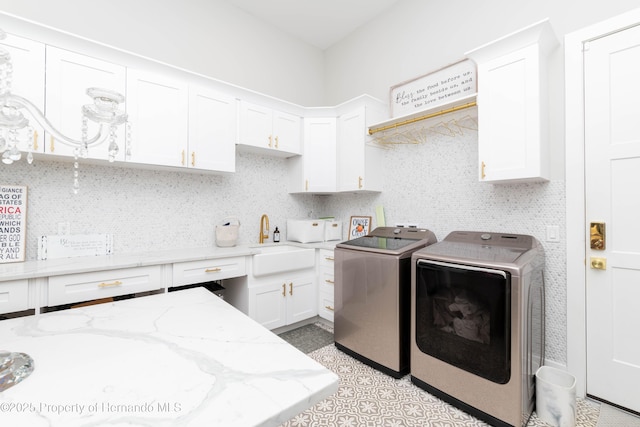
252, 245, 315, 276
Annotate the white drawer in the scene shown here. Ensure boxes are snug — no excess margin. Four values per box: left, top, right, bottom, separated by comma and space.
319, 249, 334, 269
319, 267, 334, 294
318, 290, 334, 322
0, 280, 29, 314
48, 266, 163, 306
172, 256, 246, 287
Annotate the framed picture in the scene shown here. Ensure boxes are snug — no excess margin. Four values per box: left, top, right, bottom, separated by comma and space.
0, 185, 27, 263
348, 216, 371, 239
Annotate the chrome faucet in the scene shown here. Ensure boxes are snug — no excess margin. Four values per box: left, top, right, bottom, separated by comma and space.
259, 214, 269, 244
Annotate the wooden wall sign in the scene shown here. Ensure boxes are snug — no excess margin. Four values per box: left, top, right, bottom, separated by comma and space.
390, 59, 476, 118
0, 185, 27, 263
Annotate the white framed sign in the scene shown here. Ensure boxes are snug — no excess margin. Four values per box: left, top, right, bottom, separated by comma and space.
0, 185, 27, 263
390, 59, 476, 118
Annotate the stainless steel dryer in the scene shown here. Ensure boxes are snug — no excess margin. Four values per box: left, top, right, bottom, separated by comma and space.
411, 231, 544, 427
335, 226, 437, 378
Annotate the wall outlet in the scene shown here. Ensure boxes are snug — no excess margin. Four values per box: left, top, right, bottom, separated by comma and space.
58, 222, 70, 235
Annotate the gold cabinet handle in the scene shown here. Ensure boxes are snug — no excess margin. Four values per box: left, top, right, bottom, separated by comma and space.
98, 280, 123, 288
282, 283, 286, 297
50, 136, 55, 153
481, 161, 486, 179
275, 136, 279, 149
289, 282, 293, 296
358, 176, 363, 189
305, 179, 309, 191
33, 130, 39, 150
268, 135, 273, 148
324, 256, 334, 261
205, 267, 222, 273
191, 151, 195, 167
325, 305, 334, 311
181, 150, 185, 166
325, 279, 334, 284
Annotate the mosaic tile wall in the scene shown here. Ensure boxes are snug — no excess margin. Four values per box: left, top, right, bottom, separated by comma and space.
320, 118, 567, 366
0, 119, 567, 366
0, 150, 322, 259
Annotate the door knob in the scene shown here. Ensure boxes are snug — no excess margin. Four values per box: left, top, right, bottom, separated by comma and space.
590, 257, 607, 270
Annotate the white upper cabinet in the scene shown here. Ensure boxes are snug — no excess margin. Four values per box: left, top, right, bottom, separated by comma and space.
239, 101, 302, 157
288, 117, 336, 193
188, 85, 236, 172
0, 33, 45, 154
126, 69, 189, 167
466, 19, 558, 183
336, 97, 387, 192
45, 47, 126, 160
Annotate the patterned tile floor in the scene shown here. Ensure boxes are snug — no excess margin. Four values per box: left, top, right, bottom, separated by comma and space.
279, 322, 605, 427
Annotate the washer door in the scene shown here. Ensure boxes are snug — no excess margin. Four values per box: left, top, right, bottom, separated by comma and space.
414, 259, 511, 384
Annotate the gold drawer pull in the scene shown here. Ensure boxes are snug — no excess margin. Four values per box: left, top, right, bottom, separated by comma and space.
325, 305, 334, 311
282, 283, 286, 297
325, 279, 334, 284
98, 280, 122, 288
324, 256, 334, 261
289, 282, 293, 296
205, 268, 222, 273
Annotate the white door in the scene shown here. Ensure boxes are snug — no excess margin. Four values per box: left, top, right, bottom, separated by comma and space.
46, 47, 126, 160
126, 69, 188, 167
303, 117, 336, 192
584, 23, 640, 413
188, 85, 236, 172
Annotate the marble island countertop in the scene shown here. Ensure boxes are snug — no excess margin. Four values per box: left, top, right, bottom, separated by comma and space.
0, 288, 339, 426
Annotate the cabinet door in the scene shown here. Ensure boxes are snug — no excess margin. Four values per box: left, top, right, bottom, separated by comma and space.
239, 101, 272, 149
126, 69, 188, 167
473, 38, 552, 183
302, 117, 336, 192
0, 280, 30, 315
1, 33, 45, 153
45, 47, 126, 160
337, 107, 366, 191
188, 86, 236, 172
286, 275, 317, 324
337, 106, 384, 192
273, 110, 301, 154
251, 281, 287, 330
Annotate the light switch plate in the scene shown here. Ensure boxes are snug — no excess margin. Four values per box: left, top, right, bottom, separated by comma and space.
546, 225, 560, 242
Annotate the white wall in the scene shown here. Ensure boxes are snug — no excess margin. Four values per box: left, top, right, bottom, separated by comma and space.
0, 0, 325, 106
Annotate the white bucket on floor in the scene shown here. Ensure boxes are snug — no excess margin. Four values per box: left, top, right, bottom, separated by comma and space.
536, 365, 577, 427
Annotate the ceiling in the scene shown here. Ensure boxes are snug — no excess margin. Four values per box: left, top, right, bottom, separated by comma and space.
222, 0, 402, 50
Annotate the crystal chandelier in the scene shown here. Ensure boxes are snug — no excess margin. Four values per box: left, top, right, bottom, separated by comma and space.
0, 29, 129, 193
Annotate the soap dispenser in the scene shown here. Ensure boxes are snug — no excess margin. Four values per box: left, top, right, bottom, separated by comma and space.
273, 227, 280, 243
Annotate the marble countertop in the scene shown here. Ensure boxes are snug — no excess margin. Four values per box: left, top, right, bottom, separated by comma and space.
0, 288, 339, 426
0, 241, 339, 282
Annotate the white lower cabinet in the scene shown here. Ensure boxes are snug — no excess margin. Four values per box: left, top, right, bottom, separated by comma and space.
47, 266, 163, 307
249, 274, 316, 330
0, 280, 29, 315
172, 256, 246, 287
317, 249, 335, 322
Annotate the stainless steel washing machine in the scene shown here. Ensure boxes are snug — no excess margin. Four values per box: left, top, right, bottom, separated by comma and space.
335, 227, 437, 378
411, 231, 544, 427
